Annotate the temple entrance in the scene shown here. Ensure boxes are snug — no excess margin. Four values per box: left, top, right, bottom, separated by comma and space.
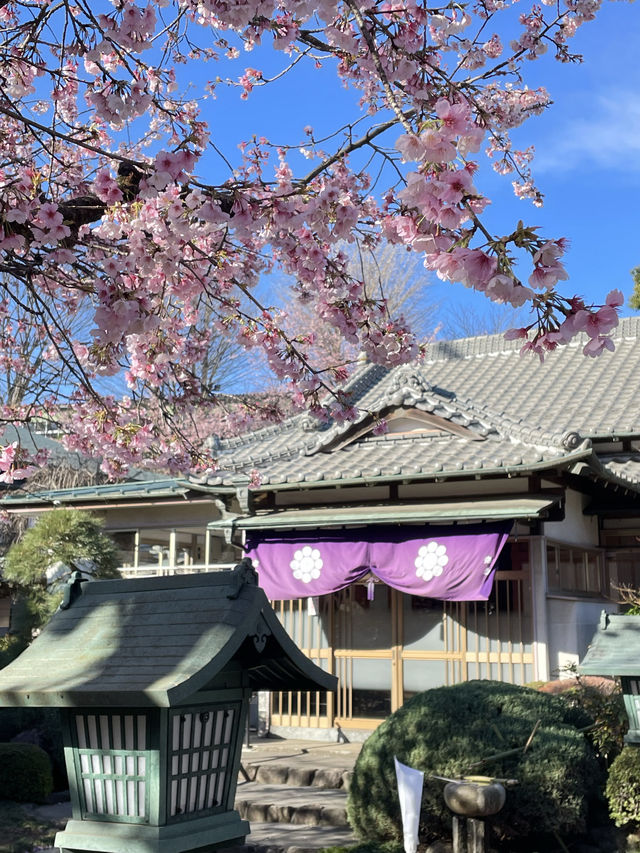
270, 540, 534, 732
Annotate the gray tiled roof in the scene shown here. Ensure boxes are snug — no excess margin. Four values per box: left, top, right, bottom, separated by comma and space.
0, 425, 100, 472
207, 317, 640, 489
414, 316, 640, 439
580, 613, 640, 677
599, 454, 640, 484
0, 477, 229, 507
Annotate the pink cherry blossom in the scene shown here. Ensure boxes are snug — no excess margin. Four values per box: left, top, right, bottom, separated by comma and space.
571, 305, 619, 339
94, 169, 124, 204
583, 335, 616, 357
0, 0, 623, 478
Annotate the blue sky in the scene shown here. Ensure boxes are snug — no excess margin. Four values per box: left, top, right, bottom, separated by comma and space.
476, 1, 640, 310
180, 1, 639, 333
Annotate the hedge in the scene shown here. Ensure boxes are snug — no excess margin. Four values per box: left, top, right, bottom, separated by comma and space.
0, 742, 54, 803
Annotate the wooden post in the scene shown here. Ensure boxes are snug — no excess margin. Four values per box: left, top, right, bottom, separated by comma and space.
452, 816, 464, 853
134, 529, 140, 570
204, 529, 211, 568
168, 528, 177, 575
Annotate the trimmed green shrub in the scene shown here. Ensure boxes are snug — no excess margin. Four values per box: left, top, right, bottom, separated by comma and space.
606, 745, 640, 828
347, 680, 603, 849
0, 742, 53, 803
0, 707, 67, 791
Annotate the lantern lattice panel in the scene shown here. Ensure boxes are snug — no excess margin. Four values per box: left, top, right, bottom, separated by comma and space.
74, 712, 149, 821
168, 704, 240, 821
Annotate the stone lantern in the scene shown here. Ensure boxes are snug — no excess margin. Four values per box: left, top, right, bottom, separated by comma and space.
0, 560, 336, 853
580, 610, 640, 743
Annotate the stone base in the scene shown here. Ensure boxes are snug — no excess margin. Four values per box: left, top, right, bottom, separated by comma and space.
55, 811, 249, 853
267, 724, 371, 743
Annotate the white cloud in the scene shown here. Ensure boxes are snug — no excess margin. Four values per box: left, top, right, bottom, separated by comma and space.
534, 89, 640, 173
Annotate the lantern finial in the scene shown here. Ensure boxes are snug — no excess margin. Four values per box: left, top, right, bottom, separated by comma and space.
227, 558, 259, 599
59, 570, 88, 610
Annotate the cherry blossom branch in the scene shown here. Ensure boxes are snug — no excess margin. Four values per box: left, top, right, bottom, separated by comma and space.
345, 0, 413, 133
300, 111, 414, 185
0, 0, 624, 477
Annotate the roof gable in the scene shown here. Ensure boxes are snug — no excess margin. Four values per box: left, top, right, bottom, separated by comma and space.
320, 406, 486, 454
301, 366, 496, 457
9, 320, 640, 499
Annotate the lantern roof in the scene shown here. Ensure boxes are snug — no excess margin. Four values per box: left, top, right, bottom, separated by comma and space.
0, 561, 336, 707
579, 611, 640, 677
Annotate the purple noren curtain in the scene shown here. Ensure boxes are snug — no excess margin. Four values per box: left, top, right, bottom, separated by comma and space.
246, 523, 511, 601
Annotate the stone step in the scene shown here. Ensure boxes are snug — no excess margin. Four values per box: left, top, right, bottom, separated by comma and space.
241, 762, 353, 790
222, 821, 358, 853
235, 782, 349, 827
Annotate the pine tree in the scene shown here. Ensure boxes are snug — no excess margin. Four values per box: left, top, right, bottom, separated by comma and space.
2, 509, 120, 646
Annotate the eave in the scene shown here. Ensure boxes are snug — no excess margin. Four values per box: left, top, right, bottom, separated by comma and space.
210, 494, 563, 534
0, 477, 236, 512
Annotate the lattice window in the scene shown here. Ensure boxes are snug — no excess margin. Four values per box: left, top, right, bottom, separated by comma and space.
74, 713, 149, 821
546, 542, 604, 596
168, 705, 238, 820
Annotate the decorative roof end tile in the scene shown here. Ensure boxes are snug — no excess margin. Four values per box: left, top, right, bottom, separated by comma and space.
562, 430, 583, 451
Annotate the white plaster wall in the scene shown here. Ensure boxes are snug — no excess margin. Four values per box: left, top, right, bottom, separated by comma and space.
534, 490, 605, 680
546, 597, 608, 678
543, 488, 599, 547
528, 526, 606, 683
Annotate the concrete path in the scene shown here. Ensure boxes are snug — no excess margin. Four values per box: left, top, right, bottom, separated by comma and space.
241, 738, 361, 775
222, 822, 358, 853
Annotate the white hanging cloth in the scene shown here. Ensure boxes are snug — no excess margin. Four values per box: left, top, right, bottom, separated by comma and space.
394, 756, 424, 853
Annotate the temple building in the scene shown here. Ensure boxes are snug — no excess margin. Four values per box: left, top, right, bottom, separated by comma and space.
4, 318, 640, 739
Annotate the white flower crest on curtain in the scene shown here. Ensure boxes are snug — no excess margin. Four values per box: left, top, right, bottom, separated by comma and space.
290, 545, 323, 583
415, 541, 449, 581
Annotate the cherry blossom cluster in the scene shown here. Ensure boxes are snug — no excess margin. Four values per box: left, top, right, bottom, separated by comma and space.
0, 443, 47, 484
0, 0, 622, 477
